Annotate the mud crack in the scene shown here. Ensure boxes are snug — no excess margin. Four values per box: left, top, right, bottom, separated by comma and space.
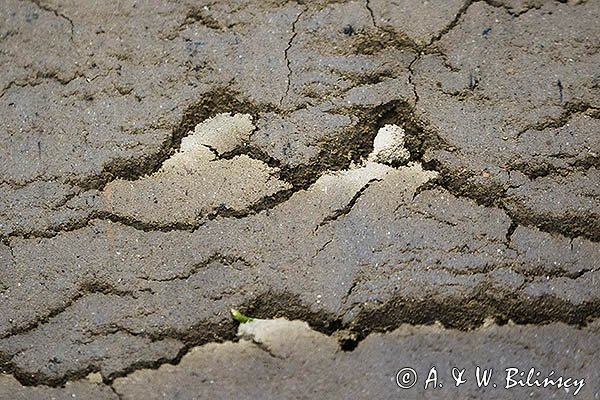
516, 102, 600, 139
280, 9, 305, 107
29, 0, 75, 43
318, 178, 382, 227
365, 0, 377, 27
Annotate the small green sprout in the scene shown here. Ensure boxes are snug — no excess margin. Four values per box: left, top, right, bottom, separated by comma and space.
230, 308, 255, 323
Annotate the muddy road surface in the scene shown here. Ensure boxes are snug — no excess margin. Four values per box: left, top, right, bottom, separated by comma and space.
0, 0, 598, 398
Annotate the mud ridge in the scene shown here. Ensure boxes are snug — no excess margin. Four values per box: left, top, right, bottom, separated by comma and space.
516, 102, 599, 138
0, 281, 141, 341
346, 289, 600, 343
4, 284, 599, 388
505, 207, 600, 242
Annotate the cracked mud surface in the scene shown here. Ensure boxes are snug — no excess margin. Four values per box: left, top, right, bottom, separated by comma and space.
0, 0, 598, 397
111, 319, 599, 399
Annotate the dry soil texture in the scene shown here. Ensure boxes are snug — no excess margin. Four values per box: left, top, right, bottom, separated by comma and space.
0, 0, 598, 398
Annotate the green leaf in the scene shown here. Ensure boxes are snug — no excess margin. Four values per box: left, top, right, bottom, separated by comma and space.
230, 308, 255, 323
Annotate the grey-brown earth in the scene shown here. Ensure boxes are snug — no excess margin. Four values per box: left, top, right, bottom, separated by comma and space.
0, 0, 598, 398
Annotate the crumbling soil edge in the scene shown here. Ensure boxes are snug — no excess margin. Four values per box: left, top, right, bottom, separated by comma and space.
2, 287, 599, 388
